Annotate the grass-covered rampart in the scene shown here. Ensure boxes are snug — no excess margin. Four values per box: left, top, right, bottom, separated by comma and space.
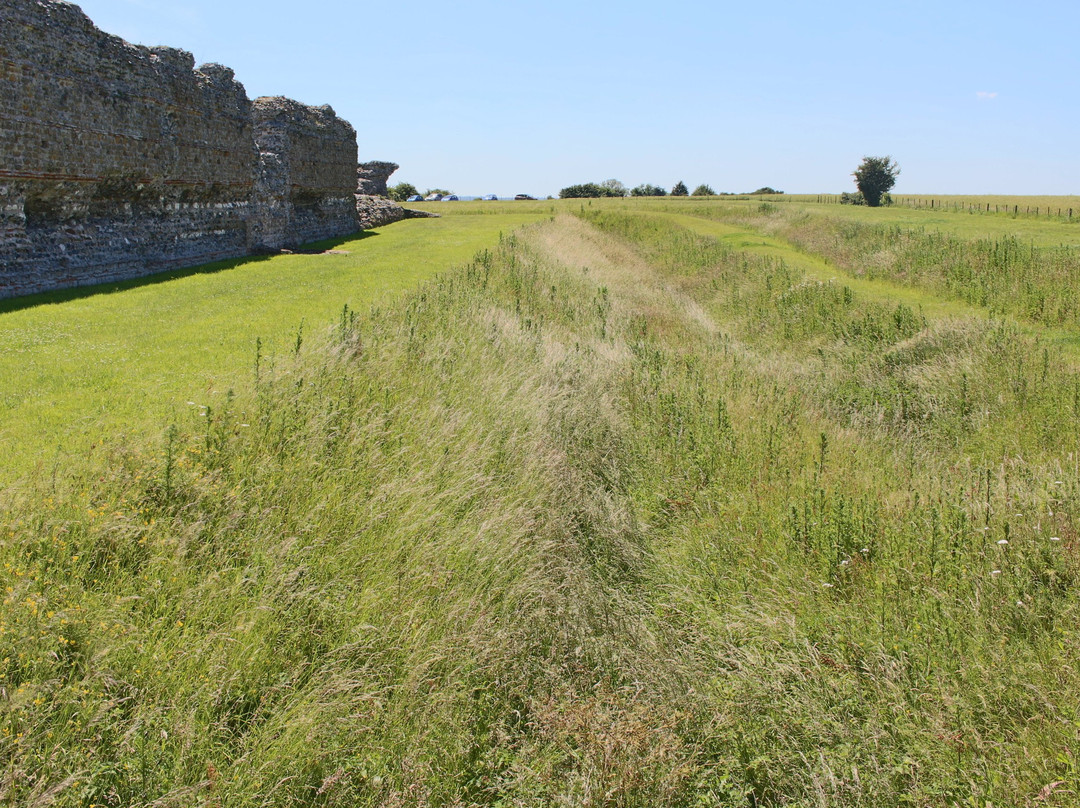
673, 202, 1080, 331
2, 204, 1079, 805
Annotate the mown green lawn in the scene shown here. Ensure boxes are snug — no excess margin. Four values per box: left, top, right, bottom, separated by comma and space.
0, 213, 544, 484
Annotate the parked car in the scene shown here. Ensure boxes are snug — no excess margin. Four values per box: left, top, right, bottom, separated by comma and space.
441, 194, 459, 201
514, 194, 536, 201
424, 193, 443, 201
406, 194, 424, 202
480, 194, 498, 201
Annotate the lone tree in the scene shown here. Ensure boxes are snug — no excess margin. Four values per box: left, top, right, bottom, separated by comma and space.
692, 184, 715, 196
852, 156, 899, 207
671, 180, 689, 196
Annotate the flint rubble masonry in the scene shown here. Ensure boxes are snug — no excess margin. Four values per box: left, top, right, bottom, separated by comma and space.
250, 98, 359, 251
356, 161, 399, 197
0, 0, 360, 298
354, 195, 440, 230
353, 162, 439, 229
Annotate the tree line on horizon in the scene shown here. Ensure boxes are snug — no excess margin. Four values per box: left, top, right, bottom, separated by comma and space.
380, 156, 897, 206
559, 156, 899, 206
558, 180, 784, 199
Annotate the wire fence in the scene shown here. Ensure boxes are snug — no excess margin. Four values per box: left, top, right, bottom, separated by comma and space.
807, 195, 1076, 220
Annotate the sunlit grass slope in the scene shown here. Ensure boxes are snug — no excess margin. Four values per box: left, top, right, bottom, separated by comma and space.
0, 213, 543, 484
2, 205, 1079, 806
669, 201, 1080, 333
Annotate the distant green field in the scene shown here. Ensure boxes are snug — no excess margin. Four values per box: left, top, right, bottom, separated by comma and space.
777, 192, 1080, 210
723, 193, 1080, 241
426, 194, 1080, 247
548, 194, 1080, 248
0, 212, 544, 484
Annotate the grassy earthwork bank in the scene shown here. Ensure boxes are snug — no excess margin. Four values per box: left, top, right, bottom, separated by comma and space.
2, 197, 1080, 805
743, 194, 1080, 224
557, 194, 1080, 248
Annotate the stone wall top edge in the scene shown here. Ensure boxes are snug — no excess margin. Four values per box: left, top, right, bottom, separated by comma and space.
0, 0, 374, 298
6, 0, 250, 101
252, 96, 356, 136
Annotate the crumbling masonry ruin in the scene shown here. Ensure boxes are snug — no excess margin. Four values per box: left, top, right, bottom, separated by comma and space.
0, 0, 368, 298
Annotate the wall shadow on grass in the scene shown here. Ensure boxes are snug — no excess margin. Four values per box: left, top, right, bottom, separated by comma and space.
0, 230, 379, 315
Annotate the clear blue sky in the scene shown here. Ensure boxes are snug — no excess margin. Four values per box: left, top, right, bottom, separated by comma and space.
72, 0, 1080, 198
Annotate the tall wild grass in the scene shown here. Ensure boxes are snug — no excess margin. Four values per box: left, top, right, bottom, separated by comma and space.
1, 211, 1078, 805
678, 202, 1080, 329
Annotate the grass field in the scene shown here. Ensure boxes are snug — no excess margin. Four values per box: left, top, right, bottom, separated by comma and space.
534, 195, 1080, 248
772, 193, 1080, 211
0, 212, 544, 484
2, 199, 1079, 806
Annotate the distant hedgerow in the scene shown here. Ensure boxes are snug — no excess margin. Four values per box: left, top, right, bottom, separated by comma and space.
560, 182, 626, 199
630, 183, 667, 197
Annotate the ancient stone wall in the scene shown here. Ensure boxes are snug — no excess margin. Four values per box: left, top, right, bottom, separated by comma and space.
355, 196, 439, 230
251, 98, 358, 250
355, 196, 407, 229
356, 161, 399, 197
0, 0, 361, 298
